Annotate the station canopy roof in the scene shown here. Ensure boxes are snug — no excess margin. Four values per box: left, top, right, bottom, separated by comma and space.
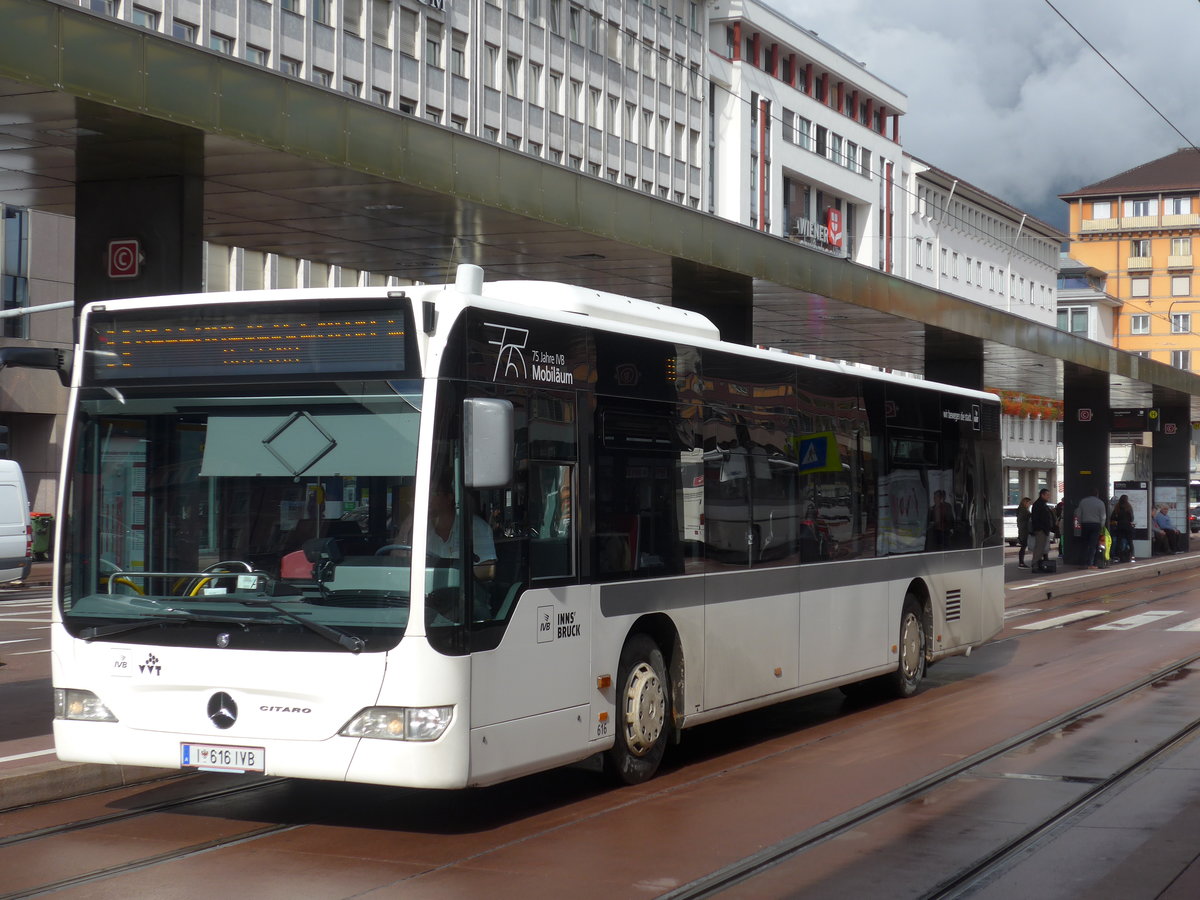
0, 0, 1197, 416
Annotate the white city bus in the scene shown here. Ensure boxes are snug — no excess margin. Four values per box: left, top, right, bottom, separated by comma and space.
32, 265, 1003, 789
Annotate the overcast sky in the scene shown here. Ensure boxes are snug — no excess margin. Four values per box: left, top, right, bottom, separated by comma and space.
773, 0, 1200, 231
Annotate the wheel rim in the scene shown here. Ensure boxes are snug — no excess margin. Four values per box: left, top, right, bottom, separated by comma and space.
622, 661, 665, 756
899, 611, 923, 681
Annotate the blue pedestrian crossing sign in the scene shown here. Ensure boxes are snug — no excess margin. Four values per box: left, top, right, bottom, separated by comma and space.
796, 432, 842, 474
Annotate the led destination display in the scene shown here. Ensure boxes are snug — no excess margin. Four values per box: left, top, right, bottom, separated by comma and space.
85, 302, 413, 383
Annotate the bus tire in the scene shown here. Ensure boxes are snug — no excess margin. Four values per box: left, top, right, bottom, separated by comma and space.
887, 595, 927, 698
606, 634, 670, 785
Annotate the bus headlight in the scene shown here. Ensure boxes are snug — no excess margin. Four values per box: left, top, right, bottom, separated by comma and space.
340, 706, 453, 741
54, 688, 118, 722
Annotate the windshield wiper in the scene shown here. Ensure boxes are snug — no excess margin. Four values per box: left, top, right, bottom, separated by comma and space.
233, 598, 365, 653
80, 610, 255, 641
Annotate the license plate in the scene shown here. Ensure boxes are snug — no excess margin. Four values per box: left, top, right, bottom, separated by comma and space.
180, 742, 265, 773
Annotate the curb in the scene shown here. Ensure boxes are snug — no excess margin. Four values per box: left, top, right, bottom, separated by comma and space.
0, 759, 175, 812
1005, 553, 1200, 603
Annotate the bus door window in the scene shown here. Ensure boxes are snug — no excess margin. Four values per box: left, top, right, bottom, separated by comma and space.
530, 463, 573, 579
745, 413, 798, 566
702, 409, 797, 568
595, 402, 694, 579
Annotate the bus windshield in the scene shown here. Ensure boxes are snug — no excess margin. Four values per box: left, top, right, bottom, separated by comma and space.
60, 381, 423, 653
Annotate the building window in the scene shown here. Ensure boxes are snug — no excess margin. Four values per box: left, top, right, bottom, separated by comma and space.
1092, 200, 1111, 218
1172, 349, 1191, 370
1131, 238, 1150, 257
343, 0, 363, 35
797, 117, 811, 151
90, 0, 117, 14
371, 87, 390, 105
1172, 312, 1191, 334
2, 207, 30, 340
424, 23, 442, 66
172, 19, 196, 41
1125, 198, 1158, 217
280, 56, 301, 77
1166, 196, 1192, 215
1057, 307, 1088, 336
1131, 277, 1150, 297
282, 0, 301, 12
398, 9, 418, 56
343, 78, 361, 96
451, 31, 467, 75
372, 0, 391, 46
131, 6, 158, 28
1130, 314, 1150, 334
245, 45, 269, 66
312, 68, 332, 86
209, 33, 233, 54
314, 0, 332, 25
506, 54, 522, 96
1173, 275, 1191, 296
485, 45, 500, 89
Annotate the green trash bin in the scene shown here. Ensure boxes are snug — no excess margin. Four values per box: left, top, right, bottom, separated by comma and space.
31, 512, 53, 560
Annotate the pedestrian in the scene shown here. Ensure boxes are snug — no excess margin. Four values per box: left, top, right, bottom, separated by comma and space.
1076, 488, 1107, 569
1029, 488, 1055, 572
1152, 505, 1182, 554
1016, 496, 1032, 567
1110, 495, 1134, 563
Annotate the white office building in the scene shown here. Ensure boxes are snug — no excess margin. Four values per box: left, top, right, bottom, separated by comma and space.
900, 156, 1062, 326
705, 0, 906, 267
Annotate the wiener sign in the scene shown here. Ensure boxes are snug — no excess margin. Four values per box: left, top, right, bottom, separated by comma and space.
792, 208, 844, 252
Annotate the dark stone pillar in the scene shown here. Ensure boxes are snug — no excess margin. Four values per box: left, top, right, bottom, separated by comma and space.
670, 259, 753, 346
73, 109, 204, 312
1152, 391, 1191, 551
923, 326, 983, 391
1062, 364, 1110, 565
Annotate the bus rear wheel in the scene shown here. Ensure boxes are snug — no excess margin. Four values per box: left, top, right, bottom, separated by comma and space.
606, 634, 670, 785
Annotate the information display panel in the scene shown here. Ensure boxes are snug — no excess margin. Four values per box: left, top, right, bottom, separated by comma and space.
84, 299, 414, 384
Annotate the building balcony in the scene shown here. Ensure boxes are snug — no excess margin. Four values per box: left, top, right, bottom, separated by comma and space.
1127, 256, 1153, 270
1168, 255, 1194, 269
1081, 213, 1200, 232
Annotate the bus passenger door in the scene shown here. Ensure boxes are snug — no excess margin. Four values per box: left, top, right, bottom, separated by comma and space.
701, 409, 801, 710
465, 387, 593, 780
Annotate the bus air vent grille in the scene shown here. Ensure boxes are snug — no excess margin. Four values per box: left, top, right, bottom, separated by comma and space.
945, 589, 962, 622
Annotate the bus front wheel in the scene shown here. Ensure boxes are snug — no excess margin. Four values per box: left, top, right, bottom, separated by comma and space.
887, 596, 927, 698
606, 634, 670, 785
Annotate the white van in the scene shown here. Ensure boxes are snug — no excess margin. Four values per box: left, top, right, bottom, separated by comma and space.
0, 460, 32, 584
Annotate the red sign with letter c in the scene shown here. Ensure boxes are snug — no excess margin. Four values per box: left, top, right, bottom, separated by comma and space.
108, 239, 141, 279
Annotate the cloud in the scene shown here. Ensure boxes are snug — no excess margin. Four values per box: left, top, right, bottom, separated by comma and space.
772, 0, 1200, 228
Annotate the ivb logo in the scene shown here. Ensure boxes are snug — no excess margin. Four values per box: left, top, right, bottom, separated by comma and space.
537, 605, 555, 643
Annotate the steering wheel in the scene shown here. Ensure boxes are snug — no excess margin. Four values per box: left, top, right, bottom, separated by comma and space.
375, 543, 412, 557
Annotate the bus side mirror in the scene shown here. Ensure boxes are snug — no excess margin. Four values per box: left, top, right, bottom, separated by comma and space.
464, 398, 513, 488
0, 346, 73, 387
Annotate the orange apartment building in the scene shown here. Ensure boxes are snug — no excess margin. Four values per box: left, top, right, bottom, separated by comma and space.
1060, 149, 1200, 370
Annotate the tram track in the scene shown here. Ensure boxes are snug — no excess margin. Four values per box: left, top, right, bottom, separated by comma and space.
0, 776, 283, 850
926, 706, 1200, 899
659, 649, 1200, 900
